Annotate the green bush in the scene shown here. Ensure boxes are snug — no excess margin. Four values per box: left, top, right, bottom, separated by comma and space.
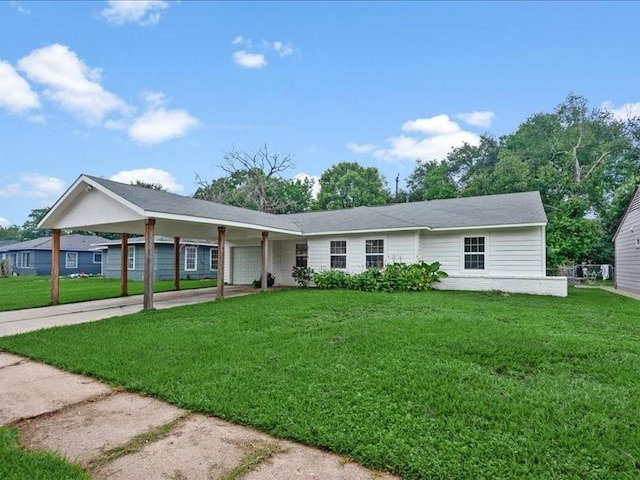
313, 261, 447, 292
313, 270, 352, 289
291, 266, 314, 287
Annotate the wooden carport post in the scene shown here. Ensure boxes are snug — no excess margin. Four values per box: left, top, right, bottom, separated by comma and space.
51, 229, 60, 305
143, 219, 155, 310
261, 231, 268, 292
216, 226, 225, 299
120, 233, 128, 297
173, 237, 180, 291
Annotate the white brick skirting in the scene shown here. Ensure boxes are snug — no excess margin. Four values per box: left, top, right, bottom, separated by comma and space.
434, 275, 568, 297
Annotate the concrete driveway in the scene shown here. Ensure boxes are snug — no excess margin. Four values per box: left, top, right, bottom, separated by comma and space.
0, 286, 255, 337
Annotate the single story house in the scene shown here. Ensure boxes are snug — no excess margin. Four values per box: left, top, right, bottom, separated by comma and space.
94, 235, 218, 281
39, 175, 567, 307
0, 234, 109, 276
613, 185, 640, 294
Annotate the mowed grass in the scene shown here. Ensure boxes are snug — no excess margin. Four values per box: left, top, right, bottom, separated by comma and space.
0, 276, 216, 311
1, 288, 639, 479
0, 427, 88, 480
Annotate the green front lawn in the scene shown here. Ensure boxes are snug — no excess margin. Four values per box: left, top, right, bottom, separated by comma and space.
0, 276, 216, 312
0, 427, 88, 480
1, 288, 638, 478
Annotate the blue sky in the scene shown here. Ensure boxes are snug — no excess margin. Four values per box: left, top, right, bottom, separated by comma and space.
1, 1, 639, 227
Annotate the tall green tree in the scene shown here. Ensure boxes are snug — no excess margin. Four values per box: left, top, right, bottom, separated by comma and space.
21, 208, 51, 240
316, 162, 390, 210
406, 160, 457, 201
194, 145, 313, 214
0, 225, 21, 241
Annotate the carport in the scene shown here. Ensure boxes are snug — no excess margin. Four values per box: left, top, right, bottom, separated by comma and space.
39, 175, 303, 309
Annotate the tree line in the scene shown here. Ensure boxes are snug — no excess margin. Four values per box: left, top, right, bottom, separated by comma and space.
2, 94, 638, 267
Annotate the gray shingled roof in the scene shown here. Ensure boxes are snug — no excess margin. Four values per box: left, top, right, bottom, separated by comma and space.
0, 234, 111, 252
85, 175, 546, 234
287, 191, 547, 233
87, 176, 301, 232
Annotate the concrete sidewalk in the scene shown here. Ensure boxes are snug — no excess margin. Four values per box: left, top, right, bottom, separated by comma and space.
0, 352, 396, 479
0, 286, 255, 337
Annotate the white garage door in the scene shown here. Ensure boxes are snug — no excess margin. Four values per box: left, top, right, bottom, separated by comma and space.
232, 246, 262, 285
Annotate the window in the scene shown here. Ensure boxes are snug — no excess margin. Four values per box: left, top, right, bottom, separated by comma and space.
636, 238, 640, 249
295, 244, 308, 268
330, 240, 347, 269
464, 236, 485, 270
210, 247, 218, 271
93, 252, 102, 264
127, 245, 135, 270
20, 251, 32, 268
365, 239, 384, 268
185, 246, 197, 271
65, 252, 78, 269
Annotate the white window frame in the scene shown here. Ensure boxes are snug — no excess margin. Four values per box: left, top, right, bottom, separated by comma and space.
365, 239, 384, 269
185, 246, 197, 271
463, 236, 486, 271
93, 252, 102, 264
295, 243, 308, 268
20, 251, 32, 268
127, 245, 135, 270
65, 252, 78, 269
209, 247, 218, 271
330, 240, 347, 269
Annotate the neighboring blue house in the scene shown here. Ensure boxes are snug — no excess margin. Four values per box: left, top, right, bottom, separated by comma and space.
95, 236, 218, 281
0, 234, 109, 276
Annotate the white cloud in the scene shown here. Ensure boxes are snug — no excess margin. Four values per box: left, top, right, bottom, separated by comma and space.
374, 131, 480, 162
0, 61, 40, 114
17, 43, 129, 125
101, 0, 168, 26
402, 114, 461, 135
293, 173, 320, 199
233, 50, 267, 69
129, 105, 199, 145
231, 36, 252, 48
109, 168, 184, 192
601, 101, 640, 121
456, 111, 495, 128
273, 41, 294, 57
346, 142, 377, 154
0, 173, 66, 199
0, 217, 11, 227
10, 1, 30, 14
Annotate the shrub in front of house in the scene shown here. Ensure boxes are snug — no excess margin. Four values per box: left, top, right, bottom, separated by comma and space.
313, 261, 447, 292
253, 272, 275, 288
291, 266, 315, 287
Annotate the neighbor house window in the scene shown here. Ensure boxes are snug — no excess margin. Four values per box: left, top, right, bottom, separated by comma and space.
464, 236, 485, 270
330, 240, 347, 269
295, 244, 308, 268
93, 252, 102, 264
210, 247, 218, 271
127, 246, 135, 270
365, 239, 384, 268
185, 246, 197, 271
20, 251, 32, 268
65, 252, 78, 269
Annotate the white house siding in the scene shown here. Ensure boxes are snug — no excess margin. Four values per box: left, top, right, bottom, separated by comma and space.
306, 231, 418, 274
420, 227, 545, 276
421, 226, 565, 297
271, 239, 300, 287
615, 189, 640, 294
